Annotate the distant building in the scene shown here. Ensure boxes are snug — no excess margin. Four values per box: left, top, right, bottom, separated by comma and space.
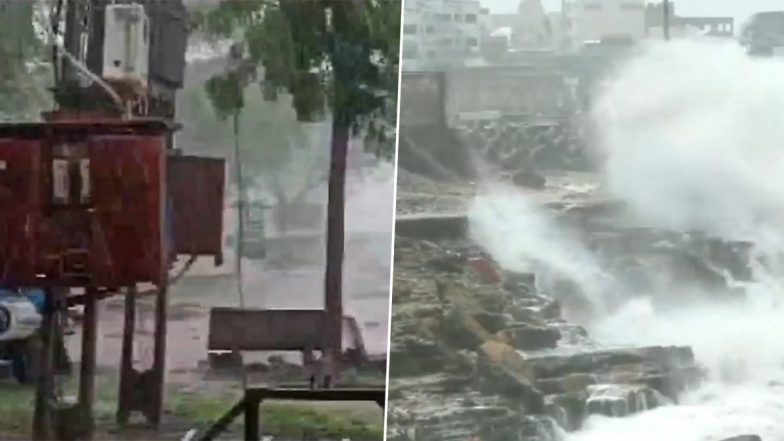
645, 3, 735, 39
568, 0, 647, 47
741, 11, 784, 56
402, 0, 485, 71
513, 0, 555, 50
481, 27, 513, 62
548, 11, 570, 52
488, 13, 517, 31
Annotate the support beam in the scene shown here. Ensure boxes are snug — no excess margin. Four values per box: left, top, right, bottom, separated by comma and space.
117, 286, 137, 426
78, 288, 98, 438
32, 289, 57, 441
243, 397, 260, 441
150, 285, 168, 426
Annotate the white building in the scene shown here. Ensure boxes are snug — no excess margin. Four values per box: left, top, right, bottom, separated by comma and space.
402, 0, 484, 71
513, 0, 554, 50
567, 0, 646, 47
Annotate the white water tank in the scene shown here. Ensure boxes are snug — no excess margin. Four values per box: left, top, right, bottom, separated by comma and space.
102, 3, 150, 88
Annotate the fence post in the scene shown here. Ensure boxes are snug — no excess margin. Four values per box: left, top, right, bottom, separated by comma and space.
244, 396, 260, 441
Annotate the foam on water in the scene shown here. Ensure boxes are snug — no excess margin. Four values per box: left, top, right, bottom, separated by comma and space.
592, 39, 784, 251
572, 40, 784, 440
470, 39, 784, 440
468, 181, 613, 315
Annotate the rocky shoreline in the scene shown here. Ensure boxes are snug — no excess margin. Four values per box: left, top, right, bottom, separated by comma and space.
387, 227, 702, 441
387, 164, 764, 441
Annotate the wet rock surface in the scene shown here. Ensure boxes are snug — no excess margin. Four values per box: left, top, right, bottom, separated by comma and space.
457, 120, 591, 173
388, 230, 702, 441
390, 167, 761, 441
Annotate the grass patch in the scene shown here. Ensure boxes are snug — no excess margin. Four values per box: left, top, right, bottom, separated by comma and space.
260, 401, 383, 440
169, 390, 383, 439
0, 383, 34, 437
0, 376, 384, 440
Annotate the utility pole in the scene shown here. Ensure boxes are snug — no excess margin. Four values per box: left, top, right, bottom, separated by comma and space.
663, 0, 670, 41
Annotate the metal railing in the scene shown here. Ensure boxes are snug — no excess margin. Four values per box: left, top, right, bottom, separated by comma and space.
194, 386, 386, 441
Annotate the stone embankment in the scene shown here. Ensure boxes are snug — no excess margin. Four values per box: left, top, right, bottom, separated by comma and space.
387, 221, 700, 441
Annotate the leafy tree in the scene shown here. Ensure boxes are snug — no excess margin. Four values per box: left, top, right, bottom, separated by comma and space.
198, 0, 399, 381
0, 1, 52, 120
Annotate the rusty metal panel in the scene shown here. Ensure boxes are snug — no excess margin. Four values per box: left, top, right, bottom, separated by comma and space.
208, 308, 328, 351
88, 134, 167, 286
168, 155, 225, 261
0, 138, 43, 284
0, 120, 173, 288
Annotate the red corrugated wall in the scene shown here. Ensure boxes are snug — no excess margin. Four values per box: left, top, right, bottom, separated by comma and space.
0, 139, 43, 284
0, 120, 225, 288
88, 135, 167, 286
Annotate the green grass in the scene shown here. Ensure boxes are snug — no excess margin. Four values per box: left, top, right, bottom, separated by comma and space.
0, 383, 34, 436
169, 389, 384, 439
0, 376, 384, 440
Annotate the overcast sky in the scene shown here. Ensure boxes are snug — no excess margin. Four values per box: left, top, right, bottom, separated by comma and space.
480, 0, 784, 28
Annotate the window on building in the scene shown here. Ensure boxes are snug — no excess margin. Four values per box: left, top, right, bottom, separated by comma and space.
465, 13, 477, 23
427, 50, 437, 59
426, 25, 435, 34
584, 3, 602, 11
454, 14, 462, 22
466, 37, 478, 47
436, 13, 451, 22
440, 38, 453, 46
404, 24, 418, 34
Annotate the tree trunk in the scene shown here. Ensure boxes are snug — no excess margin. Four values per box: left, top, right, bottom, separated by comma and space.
323, 115, 349, 384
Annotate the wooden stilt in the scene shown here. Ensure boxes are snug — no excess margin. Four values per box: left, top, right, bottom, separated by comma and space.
117, 286, 137, 426
78, 288, 98, 439
32, 289, 57, 441
149, 285, 168, 426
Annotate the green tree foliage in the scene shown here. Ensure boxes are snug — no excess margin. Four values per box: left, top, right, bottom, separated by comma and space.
197, 0, 401, 366
204, 72, 246, 121
197, 0, 400, 159
0, 1, 52, 120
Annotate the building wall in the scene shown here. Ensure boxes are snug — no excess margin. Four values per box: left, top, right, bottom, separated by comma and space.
444, 66, 573, 123
400, 72, 446, 126
743, 11, 784, 55
570, 0, 646, 45
514, 0, 554, 50
402, 0, 483, 71
645, 4, 735, 39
